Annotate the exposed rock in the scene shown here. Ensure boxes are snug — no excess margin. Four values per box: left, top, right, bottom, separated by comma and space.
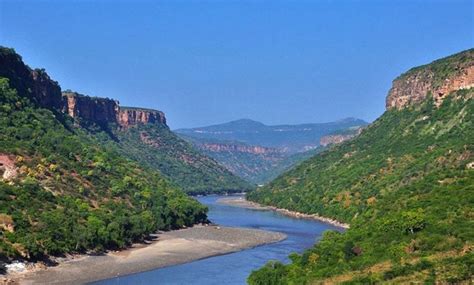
197, 143, 281, 155
62, 91, 119, 125
0, 154, 17, 180
0, 47, 62, 110
386, 49, 474, 110
0, 214, 14, 233
30, 69, 63, 110
118, 107, 166, 128
320, 134, 355, 147
320, 128, 362, 147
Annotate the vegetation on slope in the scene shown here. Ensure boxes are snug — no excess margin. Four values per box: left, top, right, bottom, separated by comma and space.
104, 123, 253, 195
247, 88, 473, 283
0, 76, 207, 263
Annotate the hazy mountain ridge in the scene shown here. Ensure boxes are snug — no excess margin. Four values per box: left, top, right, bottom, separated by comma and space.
176, 119, 367, 184
175, 118, 368, 153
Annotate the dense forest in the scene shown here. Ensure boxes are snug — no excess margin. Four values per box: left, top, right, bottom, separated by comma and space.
247, 50, 474, 284
0, 47, 207, 263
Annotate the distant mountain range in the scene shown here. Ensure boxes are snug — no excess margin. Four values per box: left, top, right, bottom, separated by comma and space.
176, 118, 367, 153
175, 118, 367, 184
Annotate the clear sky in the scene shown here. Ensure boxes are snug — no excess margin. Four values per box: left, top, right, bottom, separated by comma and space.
0, 0, 472, 129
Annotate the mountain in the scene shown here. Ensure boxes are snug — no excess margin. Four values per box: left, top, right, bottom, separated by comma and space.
0, 47, 208, 263
61, 91, 252, 195
175, 118, 368, 153
247, 49, 474, 284
176, 119, 367, 184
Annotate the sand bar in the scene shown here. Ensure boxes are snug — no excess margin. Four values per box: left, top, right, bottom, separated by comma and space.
5, 225, 286, 285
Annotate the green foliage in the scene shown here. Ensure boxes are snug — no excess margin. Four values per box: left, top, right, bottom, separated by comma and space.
247, 88, 474, 284
0, 78, 207, 261
102, 123, 253, 195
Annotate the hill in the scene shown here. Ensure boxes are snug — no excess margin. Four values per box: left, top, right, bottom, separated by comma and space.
56, 89, 252, 196
247, 49, 474, 284
0, 47, 208, 264
176, 119, 366, 184
176, 118, 367, 153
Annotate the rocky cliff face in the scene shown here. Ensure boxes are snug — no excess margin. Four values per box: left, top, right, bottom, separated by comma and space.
62, 92, 167, 128
320, 134, 355, 147
197, 143, 281, 155
386, 49, 474, 109
62, 91, 119, 124
118, 107, 166, 127
0, 48, 62, 110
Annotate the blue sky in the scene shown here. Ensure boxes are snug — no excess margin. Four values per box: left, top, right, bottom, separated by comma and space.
1, 0, 472, 129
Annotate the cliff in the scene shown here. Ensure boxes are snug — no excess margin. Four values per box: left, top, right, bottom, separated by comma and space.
197, 143, 281, 155
62, 92, 167, 128
386, 48, 474, 109
118, 107, 166, 127
319, 134, 355, 147
62, 91, 119, 125
0, 47, 62, 110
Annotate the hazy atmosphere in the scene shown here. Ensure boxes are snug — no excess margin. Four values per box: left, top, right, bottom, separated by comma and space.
1, 0, 472, 128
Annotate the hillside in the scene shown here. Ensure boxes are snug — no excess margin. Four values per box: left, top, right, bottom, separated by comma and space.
247, 49, 474, 284
176, 119, 366, 184
0, 47, 207, 264
56, 90, 251, 196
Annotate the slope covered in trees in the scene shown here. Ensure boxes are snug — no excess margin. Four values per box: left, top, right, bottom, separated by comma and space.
107, 121, 253, 195
247, 49, 474, 284
0, 47, 207, 263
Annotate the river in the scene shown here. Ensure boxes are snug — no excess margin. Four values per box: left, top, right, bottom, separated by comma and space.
93, 195, 342, 285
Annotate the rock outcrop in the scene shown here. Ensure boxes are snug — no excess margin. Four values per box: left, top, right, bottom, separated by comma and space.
197, 143, 281, 155
320, 134, 355, 147
62, 92, 167, 128
62, 91, 119, 125
0, 47, 62, 109
118, 107, 166, 127
386, 49, 474, 110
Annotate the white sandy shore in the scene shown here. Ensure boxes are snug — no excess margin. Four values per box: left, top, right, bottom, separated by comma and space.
218, 196, 350, 229
3, 225, 286, 285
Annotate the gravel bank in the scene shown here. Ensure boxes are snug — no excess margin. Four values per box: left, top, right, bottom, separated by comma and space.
6, 225, 286, 285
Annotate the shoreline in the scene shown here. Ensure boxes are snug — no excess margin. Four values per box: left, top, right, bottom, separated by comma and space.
217, 196, 350, 229
3, 225, 286, 285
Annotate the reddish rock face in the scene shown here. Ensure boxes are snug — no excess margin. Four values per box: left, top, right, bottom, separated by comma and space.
118, 108, 166, 128
386, 50, 474, 110
320, 134, 354, 147
197, 143, 281, 155
0, 48, 62, 110
62, 92, 119, 124
30, 69, 63, 110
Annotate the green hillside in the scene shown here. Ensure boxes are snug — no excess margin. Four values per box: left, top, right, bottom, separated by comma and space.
247, 51, 474, 284
106, 122, 253, 195
0, 48, 207, 263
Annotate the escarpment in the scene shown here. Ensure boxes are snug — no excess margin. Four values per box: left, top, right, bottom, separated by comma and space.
118, 107, 166, 127
62, 92, 167, 128
62, 91, 120, 125
0, 47, 62, 109
386, 49, 474, 109
197, 143, 281, 155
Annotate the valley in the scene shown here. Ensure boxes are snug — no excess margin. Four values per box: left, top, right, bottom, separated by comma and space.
0, 2, 472, 284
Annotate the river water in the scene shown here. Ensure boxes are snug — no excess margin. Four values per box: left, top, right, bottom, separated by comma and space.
93, 195, 341, 285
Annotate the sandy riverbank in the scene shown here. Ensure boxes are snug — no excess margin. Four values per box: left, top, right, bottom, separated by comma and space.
4, 225, 286, 285
218, 196, 350, 229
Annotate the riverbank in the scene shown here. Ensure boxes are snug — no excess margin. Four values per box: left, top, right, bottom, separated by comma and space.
218, 196, 350, 229
4, 225, 286, 285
